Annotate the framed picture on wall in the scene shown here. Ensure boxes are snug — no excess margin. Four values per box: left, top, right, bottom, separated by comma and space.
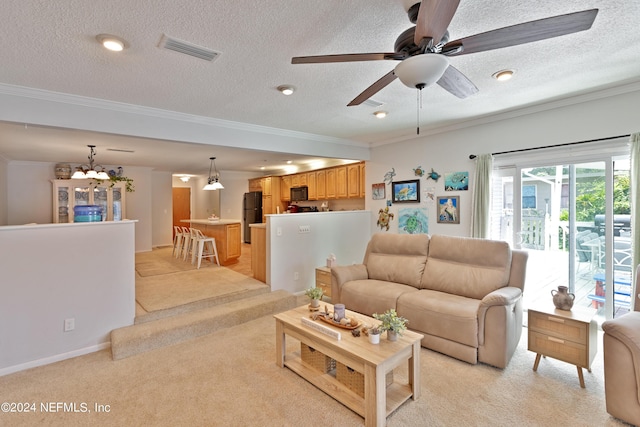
437, 196, 460, 224
372, 183, 385, 200
392, 180, 420, 203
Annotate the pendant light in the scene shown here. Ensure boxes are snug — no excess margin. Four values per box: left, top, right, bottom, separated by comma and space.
203, 157, 224, 190
71, 145, 110, 180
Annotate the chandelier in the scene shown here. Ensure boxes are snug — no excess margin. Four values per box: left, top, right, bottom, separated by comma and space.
202, 157, 224, 190
71, 145, 110, 180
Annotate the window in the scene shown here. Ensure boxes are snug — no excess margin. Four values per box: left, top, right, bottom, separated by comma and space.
522, 185, 537, 209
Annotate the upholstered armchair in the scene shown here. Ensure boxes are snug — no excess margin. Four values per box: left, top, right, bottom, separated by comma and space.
602, 265, 640, 425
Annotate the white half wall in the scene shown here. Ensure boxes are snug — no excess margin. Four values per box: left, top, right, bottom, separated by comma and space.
0, 221, 136, 375
266, 211, 371, 294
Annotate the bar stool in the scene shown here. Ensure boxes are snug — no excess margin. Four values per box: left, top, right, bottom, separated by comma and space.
181, 227, 196, 261
172, 226, 186, 258
191, 228, 220, 269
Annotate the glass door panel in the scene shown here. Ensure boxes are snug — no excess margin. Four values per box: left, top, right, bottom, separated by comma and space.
56, 185, 69, 223
93, 185, 108, 221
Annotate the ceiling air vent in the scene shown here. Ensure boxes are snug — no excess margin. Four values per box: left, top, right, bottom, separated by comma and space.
362, 99, 384, 108
159, 34, 220, 62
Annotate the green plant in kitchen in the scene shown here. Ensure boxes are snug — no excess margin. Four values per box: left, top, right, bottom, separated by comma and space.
373, 308, 408, 339
98, 175, 135, 192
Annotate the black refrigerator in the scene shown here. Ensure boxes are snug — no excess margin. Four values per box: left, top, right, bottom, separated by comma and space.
243, 191, 263, 243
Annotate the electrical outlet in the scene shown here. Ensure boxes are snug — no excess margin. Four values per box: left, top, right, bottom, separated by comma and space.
298, 225, 310, 233
277, 227, 282, 236
64, 318, 75, 332
294, 272, 299, 280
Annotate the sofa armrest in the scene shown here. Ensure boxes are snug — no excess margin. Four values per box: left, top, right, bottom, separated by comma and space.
331, 264, 368, 303
480, 286, 522, 308
477, 287, 523, 349
603, 312, 640, 404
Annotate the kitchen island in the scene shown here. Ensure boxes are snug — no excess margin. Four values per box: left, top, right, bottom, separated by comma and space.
181, 219, 242, 266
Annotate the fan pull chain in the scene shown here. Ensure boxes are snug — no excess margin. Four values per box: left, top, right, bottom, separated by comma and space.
416, 84, 426, 135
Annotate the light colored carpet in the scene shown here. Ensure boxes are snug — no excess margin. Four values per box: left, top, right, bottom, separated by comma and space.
0, 314, 626, 427
135, 247, 199, 277
136, 267, 268, 312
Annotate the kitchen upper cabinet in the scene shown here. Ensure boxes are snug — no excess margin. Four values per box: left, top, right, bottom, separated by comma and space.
359, 163, 366, 198
307, 172, 317, 200
326, 168, 337, 199
291, 174, 300, 188
281, 175, 291, 202
347, 164, 360, 198
261, 177, 272, 196
298, 173, 308, 187
52, 179, 126, 223
261, 176, 281, 222
336, 166, 348, 199
317, 170, 326, 199
248, 178, 262, 192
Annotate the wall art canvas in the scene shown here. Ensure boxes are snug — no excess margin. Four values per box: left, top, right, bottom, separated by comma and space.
392, 179, 420, 203
372, 183, 385, 200
437, 196, 460, 224
444, 171, 469, 191
398, 208, 428, 235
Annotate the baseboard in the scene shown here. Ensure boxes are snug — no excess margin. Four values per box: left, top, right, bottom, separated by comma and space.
0, 342, 110, 377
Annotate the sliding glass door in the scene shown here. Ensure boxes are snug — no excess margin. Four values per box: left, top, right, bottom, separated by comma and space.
491, 153, 631, 324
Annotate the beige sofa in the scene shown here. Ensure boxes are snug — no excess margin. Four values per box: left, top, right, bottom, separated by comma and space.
331, 233, 528, 368
602, 265, 640, 426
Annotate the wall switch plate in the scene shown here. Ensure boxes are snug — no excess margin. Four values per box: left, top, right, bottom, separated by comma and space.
294, 272, 299, 280
298, 225, 310, 233
277, 227, 282, 236
64, 318, 75, 332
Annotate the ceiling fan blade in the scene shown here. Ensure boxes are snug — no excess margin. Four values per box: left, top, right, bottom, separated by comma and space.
436, 65, 479, 99
414, 0, 461, 46
442, 9, 598, 57
347, 70, 398, 106
292, 52, 405, 64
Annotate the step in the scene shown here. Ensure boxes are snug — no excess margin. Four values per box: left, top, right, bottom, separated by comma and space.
134, 285, 271, 324
111, 289, 297, 360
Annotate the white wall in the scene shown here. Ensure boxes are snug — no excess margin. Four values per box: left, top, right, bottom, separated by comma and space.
0, 155, 6, 224
0, 221, 136, 375
152, 171, 173, 247
267, 211, 371, 294
366, 86, 640, 238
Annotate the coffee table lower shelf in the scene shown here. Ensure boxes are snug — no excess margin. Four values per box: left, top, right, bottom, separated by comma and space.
284, 354, 413, 418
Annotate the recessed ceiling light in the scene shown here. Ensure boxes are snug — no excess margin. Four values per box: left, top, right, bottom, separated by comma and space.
373, 111, 387, 119
277, 85, 295, 95
96, 34, 127, 52
286, 160, 293, 164
492, 69, 514, 82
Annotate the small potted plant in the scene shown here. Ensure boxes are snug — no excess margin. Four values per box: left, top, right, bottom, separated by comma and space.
304, 287, 324, 309
367, 325, 381, 344
373, 309, 408, 342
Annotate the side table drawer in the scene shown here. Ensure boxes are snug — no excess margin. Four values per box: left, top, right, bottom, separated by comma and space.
315, 267, 332, 298
529, 331, 588, 367
529, 311, 587, 344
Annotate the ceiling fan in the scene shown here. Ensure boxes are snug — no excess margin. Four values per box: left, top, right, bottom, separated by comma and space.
292, 1, 599, 106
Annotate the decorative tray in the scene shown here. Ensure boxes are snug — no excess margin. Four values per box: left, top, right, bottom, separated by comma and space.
316, 314, 360, 330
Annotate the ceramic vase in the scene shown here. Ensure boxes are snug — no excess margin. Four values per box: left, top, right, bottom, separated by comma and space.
310, 299, 320, 309
369, 333, 380, 344
387, 331, 398, 342
551, 285, 575, 310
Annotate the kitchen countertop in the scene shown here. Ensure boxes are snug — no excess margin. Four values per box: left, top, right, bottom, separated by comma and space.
180, 219, 240, 225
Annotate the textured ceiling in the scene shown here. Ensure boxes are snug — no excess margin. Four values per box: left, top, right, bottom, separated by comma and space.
0, 0, 639, 174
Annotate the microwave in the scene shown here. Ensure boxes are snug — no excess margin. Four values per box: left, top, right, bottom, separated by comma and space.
290, 186, 308, 202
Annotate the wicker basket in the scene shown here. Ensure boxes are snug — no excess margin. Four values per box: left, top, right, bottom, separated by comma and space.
335, 362, 393, 397
301, 343, 336, 373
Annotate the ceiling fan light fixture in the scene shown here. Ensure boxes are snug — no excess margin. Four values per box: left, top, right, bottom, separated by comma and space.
394, 54, 450, 89
96, 34, 127, 52
277, 85, 295, 96
492, 69, 514, 81
373, 111, 387, 119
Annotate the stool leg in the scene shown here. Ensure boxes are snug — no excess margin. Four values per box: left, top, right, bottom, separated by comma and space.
212, 239, 220, 266
197, 239, 205, 269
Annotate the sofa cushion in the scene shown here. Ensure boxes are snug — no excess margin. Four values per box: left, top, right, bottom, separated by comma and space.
341, 279, 419, 317
397, 289, 480, 348
364, 233, 429, 288
421, 234, 512, 299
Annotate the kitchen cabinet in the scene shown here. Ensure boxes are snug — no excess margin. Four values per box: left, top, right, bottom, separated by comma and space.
347, 164, 360, 198
335, 166, 348, 199
261, 176, 281, 222
184, 220, 242, 266
248, 178, 262, 192
359, 163, 366, 198
317, 169, 326, 199
291, 174, 300, 188
326, 168, 336, 199
307, 171, 317, 200
298, 173, 307, 187
281, 175, 291, 202
250, 224, 266, 283
52, 179, 126, 223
